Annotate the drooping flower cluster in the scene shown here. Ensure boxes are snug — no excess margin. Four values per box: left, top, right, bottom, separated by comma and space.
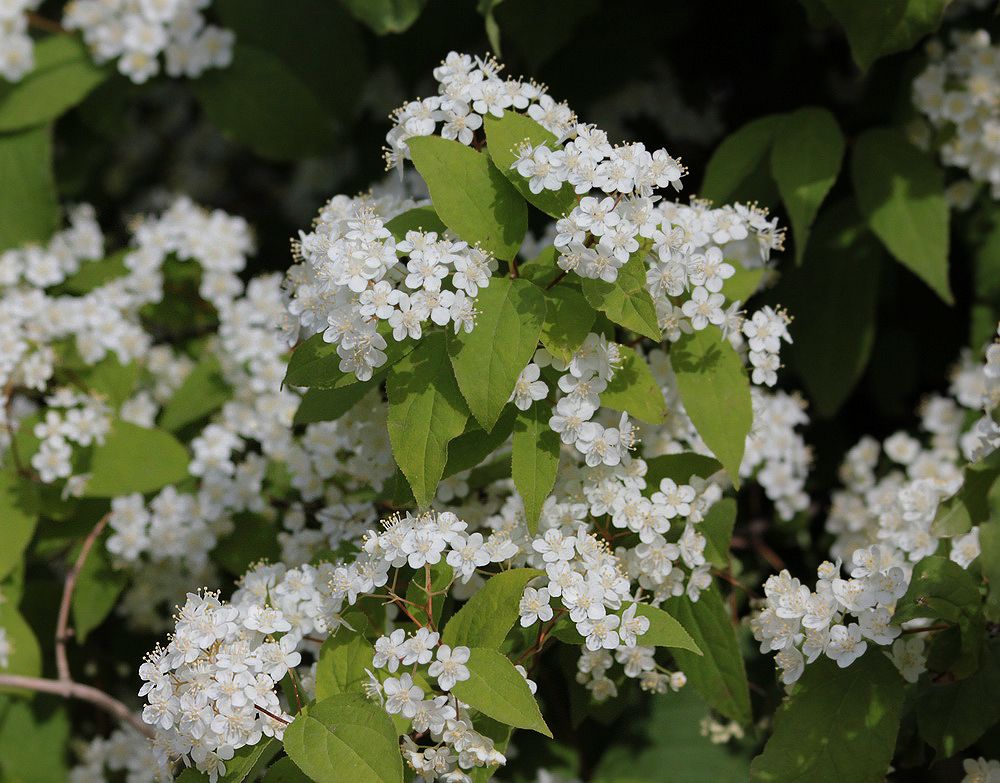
753, 325, 1000, 685
63, 0, 234, 84
0, 0, 41, 81
912, 29, 1000, 199
287, 189, 496, 382
69, 727, 172, 783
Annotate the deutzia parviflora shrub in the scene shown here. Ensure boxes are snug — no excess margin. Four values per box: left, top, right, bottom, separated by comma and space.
753, 324, 1000, 685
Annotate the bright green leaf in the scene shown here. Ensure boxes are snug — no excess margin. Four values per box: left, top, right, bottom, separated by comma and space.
751, 653, 905, 782
540, 283, 596, 363
0, 125, 58, 251
82, 419, 189, 497
316, 633, 375, 700
442, 568, 544, 649
0, 468, 37, 582
701, 498, 737, 568
71, 534, 128, 643
770, 107, 844, 263
282, 694, 403, 783
387, 333, 470, 507
852, 128, 951, 304
599, 345, 669, 425
512, 403, 560, 531
384, 205, 447, 241
627, 603, 701, 654
581, 253, 660, 341
670, 327, 752, 488
483, 112, 577, 217
448, 276, 546, 431
450, 647, 552, 737
408, 134, 527, 259
159, 355, 231, 432
894, 556, 981, 625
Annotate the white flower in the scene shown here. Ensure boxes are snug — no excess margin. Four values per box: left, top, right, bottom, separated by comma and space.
383, 673, 424, 718
509, 363, 548, 410
427, 645, 471, 691
518, 587, 554, 627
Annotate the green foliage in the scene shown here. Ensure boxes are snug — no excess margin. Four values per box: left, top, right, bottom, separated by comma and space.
895, 556, 981, 625
0, 37, 108, 133
666, 586, 752, 725
780, 201, 881, 416
769, 107, 844, 263
0, 468, 37, 582
699, 115, 783, 205
158, 355, 231, 432
387, 333, 470, 507
626, 603, 701, 653
483, 112, 577, 217
581, 254, 660, 341
262, 758, 313, 783
444, 408, 517, 477
442, 568, 544, 648
701, 498, 737, 568
0, 699, 70, 782
851, 128, 952, 304
71, 535, 128, 643
539, 283, 596, 363
338, 0, 428, 34
447, 276, 546, 430
282, 694, 403, 783
751, 653, 905, 782
915, 639, 1000, 759
819, 0, 950, 71
0, 125, 58, 251
81, 419, 190, 497
316, 633, 376, 700
83, 356, 139, 409
177, 740, 280, 783
599, 345, 669, 425
0, 600, 42, 694
644, 452, 722, 488
450, 647, 552, 737
408, 135, 527, 259
512, 403, 560, 531
670, 327, 752, 488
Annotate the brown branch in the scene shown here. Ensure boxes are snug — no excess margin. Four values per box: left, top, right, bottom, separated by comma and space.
544, 269, 568, 290
56, 513, 111, 683
0, 674, 153, 738
255, 703, 291, 725
26, 12, 66, 35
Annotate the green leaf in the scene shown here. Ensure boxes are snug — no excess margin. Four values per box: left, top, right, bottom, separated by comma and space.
384, 205, 447, 241
408, 134, 527, 259
337, 0, 427, 34
915, 639, 1000, 758
820, 0, 949, 71
213, 514, 281, 577
781, 201, 881, 416
512, 403, 560, 532
894, 556, 981, 625
930, 455, 1000, 537
316, 633, 375, 699
599, 345, 669, 425
981, 517, 1000, 623
0, 125, 58, 251
670, 327, 752, 488
700, 115, 783, 205
159, 355, 231, 432
644, 453, 722, 488
450, 647, 552, 737
71, 535, 127, 643
59, 250, 128, 294
0, 601, 41, 696
720, 260, 765, 303
442, 568, 544, 648
701, 498, 737, 568
82, 419, 189, 497
443, 407, 517, 478
0, 699, 70, 782
626, 603, 701, 653
83, 355, 139, 409
262, 757, 313, 783
540, 283, 596, 363
282, 694, 403, 783
293, 382, 379, 426
581, 253, 660, 341
387, 333, 470, 508
448, 277, 546, 431
0, 36, 108, 133
0, 469, 37, 582
852, 128, 951, 304
750, 653, 905, 782
770, 107, 844, 264
666, 586, 752, 725
483, 112, 577, 217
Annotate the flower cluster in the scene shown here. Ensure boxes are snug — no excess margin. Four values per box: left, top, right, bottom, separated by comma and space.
753, 324, 1000, 684
29, 390, 111, 488
0, 0, 41, 81
64, 0, 234, 84
912, 29, 1000, 199
962, 757, 1000, 783
69, 727, 171, 783
287, 190, 496, 382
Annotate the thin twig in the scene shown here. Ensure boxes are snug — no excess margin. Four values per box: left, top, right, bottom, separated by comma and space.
901, 622, 951, 636
0, 674, 153, 738
255, 703, 291, 725
56, 513, 111, 683
544, 269, 568, 290
26, 12, 66, 34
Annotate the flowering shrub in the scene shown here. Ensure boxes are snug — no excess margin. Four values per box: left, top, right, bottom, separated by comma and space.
3, 2, 1000, 783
